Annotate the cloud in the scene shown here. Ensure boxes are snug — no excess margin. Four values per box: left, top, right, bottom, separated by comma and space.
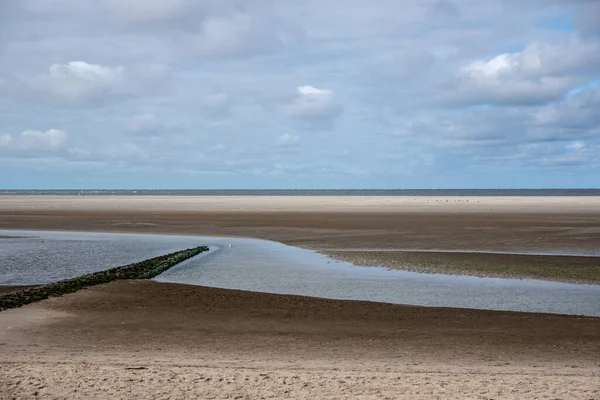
462, 37, 600, 79
128, 113, 163, 136
527, 84, 600, 141
447, 37, 600, 106
202, 92, 231, 117
567, 140, 586, 151
0, 134, 12, 147
5, 61, 169, 107
102, 0, 193, 23
193, 14, 293, 58
275, 133, 300, 146
284, 86, 342, 121
363, 48, 435, 83
0, 129, 68, 154
573, 1, 600, 37
27, 61, 124, 105
103, 142, 149, 162
100, 0, 303, 59
20, 129, 67, 150
209, 144, 227, 151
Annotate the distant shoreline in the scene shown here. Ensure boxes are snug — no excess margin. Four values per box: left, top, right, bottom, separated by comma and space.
2, 189, 600, 196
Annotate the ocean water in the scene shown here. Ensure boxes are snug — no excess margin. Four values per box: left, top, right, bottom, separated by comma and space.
1, 230, 599, 316
1, 189, 600, 196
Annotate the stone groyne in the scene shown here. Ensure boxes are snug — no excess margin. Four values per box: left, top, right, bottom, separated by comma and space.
0, 246, 208, 312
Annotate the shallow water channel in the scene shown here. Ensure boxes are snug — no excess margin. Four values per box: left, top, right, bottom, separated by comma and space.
1, 230, 599, 316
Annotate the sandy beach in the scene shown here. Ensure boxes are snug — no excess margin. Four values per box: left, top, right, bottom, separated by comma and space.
1, 196, 600, 398
2, 196, 600, 253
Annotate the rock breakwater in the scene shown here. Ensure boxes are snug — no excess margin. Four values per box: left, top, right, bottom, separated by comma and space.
0, 246, 208, 311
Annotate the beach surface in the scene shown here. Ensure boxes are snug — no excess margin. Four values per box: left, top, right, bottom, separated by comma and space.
1, 280, 599, 399
1, 195, 599, 398
2, 195, 600, 253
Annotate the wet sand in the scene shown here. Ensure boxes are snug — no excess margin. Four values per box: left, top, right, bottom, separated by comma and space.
1, 281, 599, 399
1, 196, 599, 398
326, 250, 600, 284
2, 196, 600, 254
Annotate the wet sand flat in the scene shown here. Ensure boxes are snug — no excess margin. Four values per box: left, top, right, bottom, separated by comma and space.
326, 250, 600, 284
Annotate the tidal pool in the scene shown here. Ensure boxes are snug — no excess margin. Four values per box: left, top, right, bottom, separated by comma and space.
1, 230, 599, 316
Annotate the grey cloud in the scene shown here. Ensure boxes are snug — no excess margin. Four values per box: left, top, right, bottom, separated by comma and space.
363, 48, 435, 83
572, 1, 600, 37
100, 0, 304, 59
190, 14, 300, 58
0, 134, 12, 147
128, 113, 163, 136
200, 92, 232, 119
101, 0, 195, 23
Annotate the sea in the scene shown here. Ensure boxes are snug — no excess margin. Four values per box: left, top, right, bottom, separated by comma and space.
1, 189, 600, 196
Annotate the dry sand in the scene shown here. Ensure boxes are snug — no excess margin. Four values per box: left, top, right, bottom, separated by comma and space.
2, 194, 600, 213
1, 196, 599, 399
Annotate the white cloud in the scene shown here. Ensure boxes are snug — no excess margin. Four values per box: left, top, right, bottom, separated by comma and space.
20, 129, 67, 150
5, 61, 169, 107
567, 141, 586, 151
463, 37, 600, 79
275, 133, 300, 146
27, 61, 124, 106
284, 85, 341, 120
452, 37, 600, 105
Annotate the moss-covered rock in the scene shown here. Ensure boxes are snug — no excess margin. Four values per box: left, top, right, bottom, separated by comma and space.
0, 246, 208, 312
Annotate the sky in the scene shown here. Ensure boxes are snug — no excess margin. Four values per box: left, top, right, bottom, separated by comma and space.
0, 0, 599, 189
